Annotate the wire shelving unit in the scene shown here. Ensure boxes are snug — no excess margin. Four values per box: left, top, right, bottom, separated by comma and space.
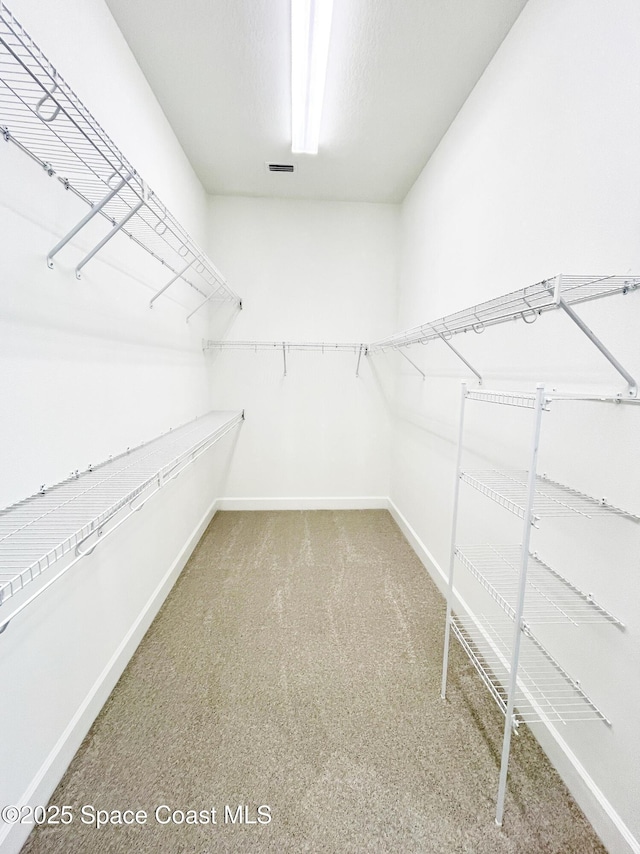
203, 340, 368, 376
0, 409, 243, 633
0, 3, 241, 318
440, 384, 638, 826
369, 274, 640, 397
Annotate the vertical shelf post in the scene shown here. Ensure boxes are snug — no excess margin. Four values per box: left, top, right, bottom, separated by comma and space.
495, 383, 546, 826
441, 381, 468, 699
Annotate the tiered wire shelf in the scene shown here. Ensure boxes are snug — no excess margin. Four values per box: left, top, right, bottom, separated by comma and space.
0, 3, 241, 318
0, 409, 243, 632
440, 383, 638, 826
369, 274, 640, 397
455, 545, 623, 627
450, 612, 610, 726
203, 340, 368, 376
460, 469, 639, 523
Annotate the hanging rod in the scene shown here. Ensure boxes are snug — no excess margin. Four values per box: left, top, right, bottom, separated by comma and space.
203, 340, 368, 377
369, 274, 640, 397
0, 3, 241, 318
0, 409, 244, 633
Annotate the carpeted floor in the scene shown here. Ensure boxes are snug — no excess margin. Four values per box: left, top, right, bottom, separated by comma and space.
22, 510, 606, 853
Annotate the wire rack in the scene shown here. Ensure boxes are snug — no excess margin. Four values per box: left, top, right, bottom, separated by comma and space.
464, 388, 639, 407
0, 4, 240, 314
0, 409, 243, 629
450, 612, 609, 726
461, 469, 640, 522
465, 390, 545, 409
204, 340, 368, 376
203, 340, 366, 352
370, 275, 640, 350
455, 545, 622, 627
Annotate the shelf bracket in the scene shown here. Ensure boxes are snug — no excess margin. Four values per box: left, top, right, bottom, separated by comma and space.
437, 333, 482, 384
185, 289, 220, 323
557, 296, 637, 399
396, 347, 426, 380
47, 171, 134, 268
355, 344, 365, 377
150, 257, 196, 307
283, 343, 287, 377
75, 181, 148, 279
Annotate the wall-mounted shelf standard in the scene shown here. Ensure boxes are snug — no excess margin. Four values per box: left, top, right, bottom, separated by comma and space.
0, 3, 241, 319
203, 340, 368, 377
369, 274, 640, 397
440, 384, 638, 826
0, 409, 243, 633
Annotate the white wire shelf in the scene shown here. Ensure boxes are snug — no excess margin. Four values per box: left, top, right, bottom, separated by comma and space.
465, 390, 546, 409
370, 274, 640, 350
203, 340, 366, 352
464, 388, 640, 408
203, 340, 368, 377
455, 545, 623, 627
0, 409, 243, 630
0, 4, 240, 316
461, 469, 640, 523
450, 612, 609, 726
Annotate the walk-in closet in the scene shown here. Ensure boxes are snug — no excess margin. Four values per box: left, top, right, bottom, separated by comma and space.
1, 0, 639, 852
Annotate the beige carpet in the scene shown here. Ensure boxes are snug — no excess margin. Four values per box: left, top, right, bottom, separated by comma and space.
22, 510, 606, 853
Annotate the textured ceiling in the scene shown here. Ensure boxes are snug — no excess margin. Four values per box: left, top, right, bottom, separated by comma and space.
105, 0, 528, 203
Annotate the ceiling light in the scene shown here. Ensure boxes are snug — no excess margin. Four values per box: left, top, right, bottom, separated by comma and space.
291, 0, 334, 155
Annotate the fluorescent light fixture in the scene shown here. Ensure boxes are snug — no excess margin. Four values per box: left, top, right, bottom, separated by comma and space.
291, 0, 334, 154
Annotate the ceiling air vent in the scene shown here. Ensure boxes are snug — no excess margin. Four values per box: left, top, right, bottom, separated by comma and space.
268, 163, 295, 173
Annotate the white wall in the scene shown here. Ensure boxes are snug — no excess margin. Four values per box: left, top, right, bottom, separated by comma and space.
0, 3, 238, 852
387, 0, 640, 852
207, 195, 398, 506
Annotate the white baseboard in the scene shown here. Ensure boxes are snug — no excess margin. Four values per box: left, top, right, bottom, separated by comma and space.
387, 497, 640, 854
0, 497, 220, 854
217, 496, 388, 511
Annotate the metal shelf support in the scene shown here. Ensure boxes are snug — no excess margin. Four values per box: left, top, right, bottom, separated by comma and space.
75, 182, 148, 279
397, 348, 426, 380
557, 296, 637, 399
150, 257, 196, 308
437, 333, 483, 384
47, 171, 134, 268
